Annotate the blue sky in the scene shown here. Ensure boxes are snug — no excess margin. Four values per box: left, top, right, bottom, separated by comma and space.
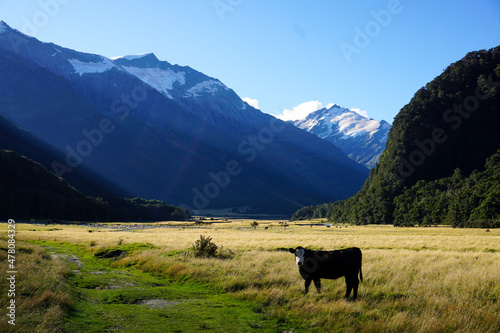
1, 0, 499, 123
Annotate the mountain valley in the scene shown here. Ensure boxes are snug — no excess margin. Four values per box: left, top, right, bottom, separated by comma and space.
0, 21, 368, 216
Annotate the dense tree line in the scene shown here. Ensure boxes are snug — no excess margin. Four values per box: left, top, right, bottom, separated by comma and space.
0, 150, 190, 221
292, 46, 500, 227
293, 149, 500, 228
392, 152, 500, 227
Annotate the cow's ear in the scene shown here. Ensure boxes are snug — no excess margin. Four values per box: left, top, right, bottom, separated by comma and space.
288, 248, 295, 254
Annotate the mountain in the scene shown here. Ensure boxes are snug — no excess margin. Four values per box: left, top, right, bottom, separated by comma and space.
292, 46, 500, 225
292, 105, 391, 168
0, 21, 368, 215
110, 53, 250, 129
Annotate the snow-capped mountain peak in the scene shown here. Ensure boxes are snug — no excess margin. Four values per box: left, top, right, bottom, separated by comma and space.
293, 104, 391, 168
109, 52, 235, 109
0, 20, 243, 124
297, 104, 380, 138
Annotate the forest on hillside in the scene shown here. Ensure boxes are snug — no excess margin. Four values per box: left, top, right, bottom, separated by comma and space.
293, 150, 500, 228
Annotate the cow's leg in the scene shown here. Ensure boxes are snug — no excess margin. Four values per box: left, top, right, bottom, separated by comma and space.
304, 278, 312, 294
344, 276, 353, 299
351, 276, 360, 300
345, 275, 359, 300
313, 278, 321, 293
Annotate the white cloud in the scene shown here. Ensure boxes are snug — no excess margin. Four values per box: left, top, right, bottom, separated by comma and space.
277, 100, 325, 121
242, 97, 260, 109
350, 108, 369, 118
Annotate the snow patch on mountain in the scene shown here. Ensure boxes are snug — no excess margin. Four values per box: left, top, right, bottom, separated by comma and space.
68, 58, 116, 76
185, 80, 228, 98
122, 66, 186, 99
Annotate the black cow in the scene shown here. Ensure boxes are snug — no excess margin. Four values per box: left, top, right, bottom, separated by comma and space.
289, 247, 363, 300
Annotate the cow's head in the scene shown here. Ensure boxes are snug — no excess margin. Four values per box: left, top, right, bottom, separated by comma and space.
289, 247, 306, 266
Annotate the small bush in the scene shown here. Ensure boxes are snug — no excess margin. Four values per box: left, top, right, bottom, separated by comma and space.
193, 235, 218, 258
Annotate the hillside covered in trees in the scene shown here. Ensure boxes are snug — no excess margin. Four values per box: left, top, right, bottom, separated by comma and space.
293, 46, 500, 227
0, 150, 190, 222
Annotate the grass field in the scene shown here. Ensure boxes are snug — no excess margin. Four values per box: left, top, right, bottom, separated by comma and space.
1, 220, 499, 332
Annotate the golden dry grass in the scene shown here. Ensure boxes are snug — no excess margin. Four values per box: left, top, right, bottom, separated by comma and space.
13, 220, 500, 252
0, 238, 72, 333
3, 221, 500, 332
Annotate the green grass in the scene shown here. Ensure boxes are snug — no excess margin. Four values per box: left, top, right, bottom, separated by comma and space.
33, 240, 302, 333
65, 286, 280, 332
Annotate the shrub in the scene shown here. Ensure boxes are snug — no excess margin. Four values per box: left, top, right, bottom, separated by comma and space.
193, 235, 218, 258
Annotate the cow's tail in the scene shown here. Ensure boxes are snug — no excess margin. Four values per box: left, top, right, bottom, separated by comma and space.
359, 249, 363, 282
